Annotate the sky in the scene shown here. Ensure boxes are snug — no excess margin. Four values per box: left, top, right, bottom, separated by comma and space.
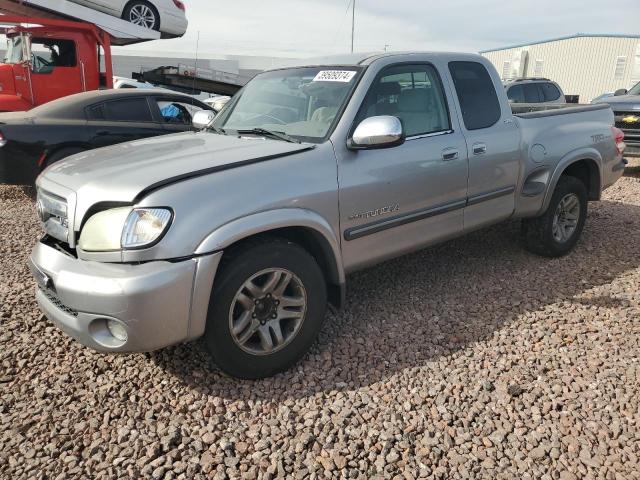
115, 0, 640, 60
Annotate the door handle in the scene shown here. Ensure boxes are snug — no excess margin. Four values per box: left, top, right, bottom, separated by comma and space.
442, 149, 459, 161
473, 143, 487, 155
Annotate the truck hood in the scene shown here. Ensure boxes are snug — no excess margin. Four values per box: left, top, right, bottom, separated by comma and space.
38, 131, 313, 230
595, 95, 640, 111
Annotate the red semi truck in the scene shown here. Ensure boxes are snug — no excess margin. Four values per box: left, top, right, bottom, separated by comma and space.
0, 15, 114, 111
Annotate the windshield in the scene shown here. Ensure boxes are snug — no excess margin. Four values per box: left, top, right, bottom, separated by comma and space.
629, 81, 640, 96
4, 35, 25, 64
213, 66, 362, 142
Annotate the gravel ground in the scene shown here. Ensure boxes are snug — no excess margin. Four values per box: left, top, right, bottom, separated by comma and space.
1, 174, 640, 480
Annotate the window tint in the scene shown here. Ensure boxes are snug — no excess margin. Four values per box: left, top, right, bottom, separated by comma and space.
357, 64, 450, 137
506, 84, 525, 103
523, 84, 541, 103
104, 98, 153, 122
86, 104, 105, 120
540, 82, 561, 101
449, 61, 501, 130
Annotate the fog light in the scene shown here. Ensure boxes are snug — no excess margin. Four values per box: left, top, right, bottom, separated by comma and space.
106, 320, 128, 342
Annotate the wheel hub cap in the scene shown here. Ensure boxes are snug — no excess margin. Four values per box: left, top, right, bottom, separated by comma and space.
229, 268, 307, 356
552, 193, 580, 243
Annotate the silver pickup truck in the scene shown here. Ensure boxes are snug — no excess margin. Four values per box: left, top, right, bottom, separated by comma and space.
29, 52, 627, 378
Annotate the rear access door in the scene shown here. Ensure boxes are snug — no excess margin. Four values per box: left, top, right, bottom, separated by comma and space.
337, 62, 469, 272
446, 60, 521, 231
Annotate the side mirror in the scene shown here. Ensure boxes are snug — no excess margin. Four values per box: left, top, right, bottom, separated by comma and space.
614, 88, 628, 96
192, 110, 216, 130
348, 115, 405, 150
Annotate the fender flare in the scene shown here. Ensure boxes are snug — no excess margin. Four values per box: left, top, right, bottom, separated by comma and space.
195, 208, 345, 287
539, 147, 602, 215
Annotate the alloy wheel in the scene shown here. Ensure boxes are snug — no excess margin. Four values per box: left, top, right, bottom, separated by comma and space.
228, 268, 307, 355
552, 193, 580, 243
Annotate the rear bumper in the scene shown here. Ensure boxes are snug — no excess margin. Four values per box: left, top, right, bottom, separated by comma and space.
29, 240, 221, 352
159, 9, 188, 37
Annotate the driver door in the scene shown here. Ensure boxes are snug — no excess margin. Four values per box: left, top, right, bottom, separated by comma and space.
29, 37, 83, 106
337, 63, 469, 271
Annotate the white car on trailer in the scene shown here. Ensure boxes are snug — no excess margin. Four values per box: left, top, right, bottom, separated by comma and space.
69, 0, 187, 36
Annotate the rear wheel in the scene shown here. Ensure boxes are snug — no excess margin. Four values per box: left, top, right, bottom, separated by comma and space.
123, 1, 160, 31
522, 175, 588, 257
204, 238, 327, 379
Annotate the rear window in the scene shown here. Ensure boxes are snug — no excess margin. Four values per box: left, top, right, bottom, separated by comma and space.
103, 98, 153, 122
506, 84, 525, 103
540, 82, 561, 101
448, 61, 501, 130
86, 104, 105, 120
524, 84, 541, 103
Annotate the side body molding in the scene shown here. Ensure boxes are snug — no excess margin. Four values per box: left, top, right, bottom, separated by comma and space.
538, 147, 603, 215
195, 208, 346, 287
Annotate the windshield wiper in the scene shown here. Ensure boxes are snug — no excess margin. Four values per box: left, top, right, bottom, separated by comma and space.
235, 128, 301, 144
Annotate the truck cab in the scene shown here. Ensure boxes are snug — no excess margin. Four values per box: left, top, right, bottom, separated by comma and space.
0, 16, 113, 111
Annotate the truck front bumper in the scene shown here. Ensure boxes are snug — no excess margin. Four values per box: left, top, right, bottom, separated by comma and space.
29, 240, 222, 353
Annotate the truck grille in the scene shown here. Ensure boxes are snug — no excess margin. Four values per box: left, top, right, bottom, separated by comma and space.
36, 190, 69, 244
614, 111, 640, 144
39, 287, 78, 318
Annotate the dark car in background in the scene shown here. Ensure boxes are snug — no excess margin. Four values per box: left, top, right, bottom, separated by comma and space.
0, 89, 213, 185
593, 81, 640, 158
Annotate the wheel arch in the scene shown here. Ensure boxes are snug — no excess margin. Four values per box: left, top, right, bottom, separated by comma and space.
195, 208, 346, 309
540, 148, 602, 214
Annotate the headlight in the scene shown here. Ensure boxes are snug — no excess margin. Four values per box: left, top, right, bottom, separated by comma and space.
78, 207, 172, 252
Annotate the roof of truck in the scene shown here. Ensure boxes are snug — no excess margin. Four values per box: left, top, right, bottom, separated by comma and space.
279, 51, 485, 68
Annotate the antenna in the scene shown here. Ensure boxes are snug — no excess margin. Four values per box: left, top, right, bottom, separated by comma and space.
192, 30, 200, 94
350, 0, 355, 53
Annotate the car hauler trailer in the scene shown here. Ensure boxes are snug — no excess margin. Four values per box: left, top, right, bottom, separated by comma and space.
0, 0, 161, 45
0, 0, 167, 110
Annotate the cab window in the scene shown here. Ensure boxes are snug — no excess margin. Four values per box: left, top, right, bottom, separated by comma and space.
448, 61, 501, 130
357, 64, 451, 137
30, 38, 77, 74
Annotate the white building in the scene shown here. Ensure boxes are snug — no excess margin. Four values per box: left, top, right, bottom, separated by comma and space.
481, 34, 640, 102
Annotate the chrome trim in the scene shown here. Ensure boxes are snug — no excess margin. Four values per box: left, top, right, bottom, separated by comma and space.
405, 129, 454, 141
344, 185, 516, 241
80, 61, 87, 91
467, 186, 515, 206
344, 198, 466, 241
37, 190, 69, 244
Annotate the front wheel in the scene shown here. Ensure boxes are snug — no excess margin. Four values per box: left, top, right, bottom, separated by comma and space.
204, 238, 327, 379
522, 176, 588, 257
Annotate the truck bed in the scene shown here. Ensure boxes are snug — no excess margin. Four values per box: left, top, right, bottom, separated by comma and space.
512, 102, 611, 118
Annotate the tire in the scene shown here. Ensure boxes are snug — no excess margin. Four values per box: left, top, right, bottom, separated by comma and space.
522, 175, 588, 257
204, 238, 327, 379
122, 1, 160, 31
42, 147, 85, 170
